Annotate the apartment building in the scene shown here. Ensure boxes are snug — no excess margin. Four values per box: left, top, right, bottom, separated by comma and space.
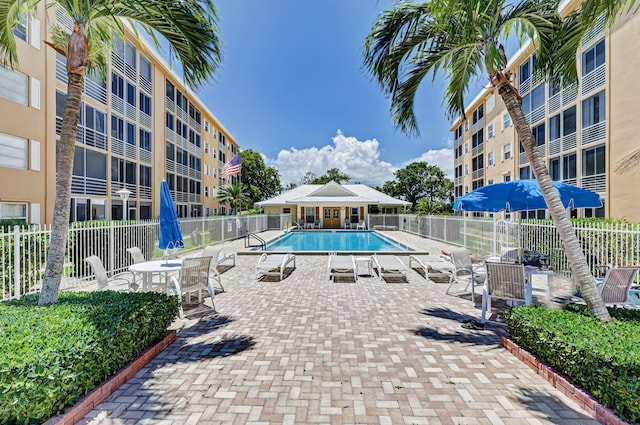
0, 3, 239, 225
451, 4, 640, 221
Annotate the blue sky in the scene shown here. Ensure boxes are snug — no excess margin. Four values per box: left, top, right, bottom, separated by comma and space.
190, 0, 466, 186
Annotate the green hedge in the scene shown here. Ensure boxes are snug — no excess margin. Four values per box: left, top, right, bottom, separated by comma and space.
506, 304, 640, 424
0, 291, 180, 424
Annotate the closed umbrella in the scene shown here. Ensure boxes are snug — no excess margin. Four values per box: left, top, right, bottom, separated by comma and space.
159, 180, 184, 263
453, 179, 602, 212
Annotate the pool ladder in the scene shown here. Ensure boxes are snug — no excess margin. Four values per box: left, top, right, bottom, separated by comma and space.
245, 233, 266, 250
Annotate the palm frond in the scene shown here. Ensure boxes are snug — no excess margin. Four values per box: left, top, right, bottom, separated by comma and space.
103, 0, 222, 88
0, 0, 41, 68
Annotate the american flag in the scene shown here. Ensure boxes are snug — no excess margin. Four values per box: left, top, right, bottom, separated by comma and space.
221, 154, 242, 178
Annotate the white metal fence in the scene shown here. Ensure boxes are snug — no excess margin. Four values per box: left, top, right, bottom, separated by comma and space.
4, 213, 637, 300
395, 214, 640, 279
1, 214, 290, 300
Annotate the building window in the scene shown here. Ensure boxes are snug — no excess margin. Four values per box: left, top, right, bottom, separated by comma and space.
532, 123, 545, 146
204, 143, 209, 154
563, 153, 577, 180
13, 12, 27, 42
563, 106, 577, 135
111, 72, 124, 99
488, 152, 495, 166
139, 129, 151, 151
549, 157, 560, 181
549, 114, 560, 141
464, 143, 468, 153
124, 41, 136, 69
519, 55, 536, 84
519, 166, 532, 180
204, 120, 210, 132
464, 164, 469, 175
582, 39, 605, 76
126, 82, 135, 106
488, 123, 494, 139
472, 104, 484, 124
0, 202, 27, 221
111, 115, 124, 141
582, 91, 605, 128
503, 113, 511, 129
582, 144, 605, 177
165, 112, 174, 130
165, 80, 175, 100
140, 165, 151, 188
0, 132, 28, 170
204, 186, 209, 197
140, 55, 152, 81
139, 93, 151, 115
504, 174, 511, 182
503, 143, 512, 160
0, 65, 28, 105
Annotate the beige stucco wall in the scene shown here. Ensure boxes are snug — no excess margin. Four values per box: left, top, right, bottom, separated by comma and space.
606, 14, 640, 221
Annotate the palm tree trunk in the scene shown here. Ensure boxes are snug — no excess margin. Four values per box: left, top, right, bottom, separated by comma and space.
495, 80, 611, 322
38, 72, 84, 305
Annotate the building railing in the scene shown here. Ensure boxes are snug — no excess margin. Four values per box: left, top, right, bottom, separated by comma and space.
1, 214, 290, 300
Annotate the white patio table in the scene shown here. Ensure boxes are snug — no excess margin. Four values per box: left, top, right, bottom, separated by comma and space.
129, 258, 183, 292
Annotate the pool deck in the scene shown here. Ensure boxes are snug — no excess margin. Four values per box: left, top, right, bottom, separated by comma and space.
79, 231, 596, 425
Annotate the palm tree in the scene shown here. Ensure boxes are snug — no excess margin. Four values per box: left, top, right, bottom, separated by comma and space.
0, 0, 222, 305
364, 0, 611, 321
415, 198, 444, 217
217, 183, 250, 214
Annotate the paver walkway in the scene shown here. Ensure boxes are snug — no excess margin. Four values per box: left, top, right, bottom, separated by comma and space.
81, 231, 597, 425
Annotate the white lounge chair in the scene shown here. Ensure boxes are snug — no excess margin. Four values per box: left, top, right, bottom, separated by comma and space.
167, 257, 217, 318
482, 261, 532, 323
327, 253, 357, 282
409, 254, 454, 280
255, 253, 296, 281
447, 248, 485, 302
198, 245, 236, 292
85, 255, 138, 292
371, 254, 408, 282
595, 266, 640, 308
356, 220, 366, 230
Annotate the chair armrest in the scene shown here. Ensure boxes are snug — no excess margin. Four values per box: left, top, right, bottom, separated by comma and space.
167, 276, 181, 297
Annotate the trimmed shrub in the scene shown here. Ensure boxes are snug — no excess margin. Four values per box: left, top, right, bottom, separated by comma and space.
0, 291, 180, 424
506, 305, 640, 424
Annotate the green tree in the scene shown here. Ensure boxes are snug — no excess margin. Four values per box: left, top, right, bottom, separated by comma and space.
0, 0, 222, 305
240, 150, 282, 205
382, 162, 452, 210
415, 198, 444, 216
364, 0, 610, 321
217, 183, 250, 214
310, 168, 351, 185
300, 172, 318, 185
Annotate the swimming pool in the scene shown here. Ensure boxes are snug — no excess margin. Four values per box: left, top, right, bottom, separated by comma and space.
263, 230, 413, 252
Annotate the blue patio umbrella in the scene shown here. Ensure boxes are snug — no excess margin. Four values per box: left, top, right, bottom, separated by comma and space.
453, 179, 602, 212
159, 180, 184, 252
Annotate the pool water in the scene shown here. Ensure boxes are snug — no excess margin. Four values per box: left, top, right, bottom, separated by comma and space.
264, 230, 413, 252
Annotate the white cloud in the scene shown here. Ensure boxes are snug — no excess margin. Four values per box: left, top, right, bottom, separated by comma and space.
403, 146, 454, 180
266, 131, 454, 187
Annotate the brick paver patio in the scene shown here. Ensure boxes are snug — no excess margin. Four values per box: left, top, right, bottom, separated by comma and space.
81, 231, 597, 425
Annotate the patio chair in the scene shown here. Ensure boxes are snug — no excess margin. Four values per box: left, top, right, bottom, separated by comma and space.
327, 253, 357, 282
167, 257, 217, 318
482, 261, 532, 323
356, 220, 366, 230
191, 230, 202, 247
409, 254, 454, 280
255, 252, 296, 281
314, 218, 321, 229
596, 266, 640, 308
447, 248, 485, 302
296, 218, 304, 230
85, 255, 138, 292
198, 245, 237, 292
371, 254, 408, 282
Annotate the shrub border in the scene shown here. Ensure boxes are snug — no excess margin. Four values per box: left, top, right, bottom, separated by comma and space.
43, 330, 177, 425
502, 336, 629, 425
